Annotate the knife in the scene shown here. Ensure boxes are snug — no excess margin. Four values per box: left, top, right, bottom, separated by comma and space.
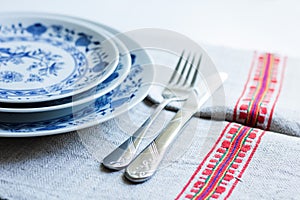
124, 72, 227, 182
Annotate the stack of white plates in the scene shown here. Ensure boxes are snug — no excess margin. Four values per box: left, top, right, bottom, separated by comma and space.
0, 13, 154, 137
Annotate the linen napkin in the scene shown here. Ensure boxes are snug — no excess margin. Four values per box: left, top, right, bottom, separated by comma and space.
147, 46, 300, 137
0, 102, 299, 199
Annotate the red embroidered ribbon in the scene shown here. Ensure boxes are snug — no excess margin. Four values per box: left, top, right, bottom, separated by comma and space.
233, 52, 287, 130
176, 52, 286, 199
176, 123, 265, 199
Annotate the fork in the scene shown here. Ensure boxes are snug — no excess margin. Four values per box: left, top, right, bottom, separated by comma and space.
102, 51, 202, 170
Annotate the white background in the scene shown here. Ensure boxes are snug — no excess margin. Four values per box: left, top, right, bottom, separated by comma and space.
1, 0, 300, 57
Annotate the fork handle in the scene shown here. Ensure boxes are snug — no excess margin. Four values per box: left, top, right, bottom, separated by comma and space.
102, 98, 174, 170
124, 108, 195, 182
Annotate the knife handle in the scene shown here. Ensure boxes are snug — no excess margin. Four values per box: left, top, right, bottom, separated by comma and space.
102, 98, 173, 170
125, 108, 194, 182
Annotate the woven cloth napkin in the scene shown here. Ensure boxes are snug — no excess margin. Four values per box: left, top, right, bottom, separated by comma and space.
148, 46, 300, 137
1, 45, 300, 199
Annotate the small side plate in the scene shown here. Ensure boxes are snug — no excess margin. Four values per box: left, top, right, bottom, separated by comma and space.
0, 13, 119, 103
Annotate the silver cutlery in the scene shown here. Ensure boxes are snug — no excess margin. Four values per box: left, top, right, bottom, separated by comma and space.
102, 51, 201, 170
124, 69, 227, 182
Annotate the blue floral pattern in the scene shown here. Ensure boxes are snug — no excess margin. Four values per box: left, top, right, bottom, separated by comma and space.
0, 71, 23, 83
0, 22, 100, 52
26, 23, 47, 36
0, 46, 64, 83
0, 19, 118, 102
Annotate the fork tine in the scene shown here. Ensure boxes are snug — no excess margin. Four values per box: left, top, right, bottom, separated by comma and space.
183, 54, 195, 85
176, 53, 191, 84
190, 54, 202, 87
168, 51, 185, 84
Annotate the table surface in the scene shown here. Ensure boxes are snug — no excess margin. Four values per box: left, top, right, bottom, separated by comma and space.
1, 2, 300, 199
1, 0, 299, 57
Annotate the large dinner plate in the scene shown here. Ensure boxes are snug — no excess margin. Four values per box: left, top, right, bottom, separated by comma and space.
0, 14, 154, 137
0, 13, 119, 103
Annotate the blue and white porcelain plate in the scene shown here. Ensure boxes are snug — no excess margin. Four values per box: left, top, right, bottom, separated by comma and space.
0, 13, 119, 103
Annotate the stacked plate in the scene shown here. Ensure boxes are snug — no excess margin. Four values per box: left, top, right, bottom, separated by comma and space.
0, 13, 154, 137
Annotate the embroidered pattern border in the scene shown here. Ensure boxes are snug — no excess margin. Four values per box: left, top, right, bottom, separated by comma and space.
176, 123, 265, 199
233, 52, 287, 129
